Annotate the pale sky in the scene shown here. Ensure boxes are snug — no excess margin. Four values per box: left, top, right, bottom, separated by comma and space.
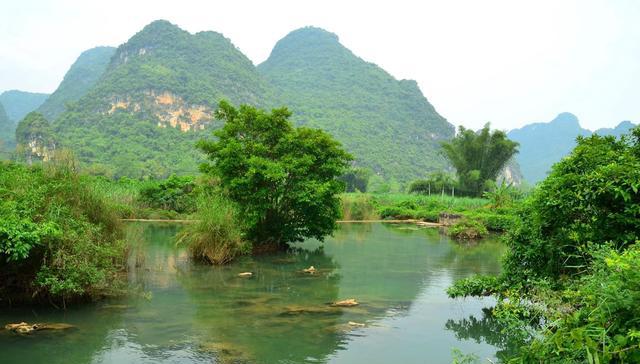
1, 0, 638, 131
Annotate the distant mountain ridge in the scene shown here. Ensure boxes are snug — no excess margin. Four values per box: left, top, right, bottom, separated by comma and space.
508, 113, 637, 184
0, 103, 12, 152
0, 90, 49, 122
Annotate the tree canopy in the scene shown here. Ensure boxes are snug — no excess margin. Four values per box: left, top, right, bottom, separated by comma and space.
198, 101, 352, 248
442, 124, 518, 196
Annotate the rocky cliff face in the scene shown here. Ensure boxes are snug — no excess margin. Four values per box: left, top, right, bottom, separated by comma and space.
15, 112, 56, 164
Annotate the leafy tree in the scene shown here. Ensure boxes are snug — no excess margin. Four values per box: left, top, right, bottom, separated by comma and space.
449, 127, 640, 363
503, 129, 640, 282
409, 171, 457, 195
139, 174, 197, 213
339, 167, 372, 192
442, 123, 518, 196
198, 101, 352, 248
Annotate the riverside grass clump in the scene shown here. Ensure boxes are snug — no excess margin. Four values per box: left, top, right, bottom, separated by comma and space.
448, 219, 489, 240
340, 193, 379, 220
177, 193, 249, 265
0, 158, 126, 305
344, 192, 516, 232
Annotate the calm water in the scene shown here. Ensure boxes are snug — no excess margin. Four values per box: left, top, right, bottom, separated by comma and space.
0, 223, 509, 364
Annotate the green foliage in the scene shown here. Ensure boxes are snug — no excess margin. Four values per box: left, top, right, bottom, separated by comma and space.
139, 174, 196, 213
448, 219, 489, 240
0, 159, 125, 302
340, 193, 379, 220
447, 275, 499, 298
339, 167, 371, 192
483, 180, 521, 209
177, 192, 248, 264
448, 127, 640, 363
451, 348, 480, 364
259, 27, 454, 182
503, 130, 640, 282
409, 172, 458, 195
515, 245, 640, 363
37, 47, 115, 120
442, 123, 519, 196
198, 101, 351, 248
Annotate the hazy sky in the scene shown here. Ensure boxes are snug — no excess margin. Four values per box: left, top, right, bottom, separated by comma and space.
1, 0, 638, 131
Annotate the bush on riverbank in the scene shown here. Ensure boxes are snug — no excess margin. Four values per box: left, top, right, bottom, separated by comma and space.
0, 158, 126, 304
177, 192, 249, 265
448, 219, 489, 240
448, 129, 640, 363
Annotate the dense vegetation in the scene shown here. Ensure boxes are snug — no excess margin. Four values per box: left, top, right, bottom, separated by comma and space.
259, 27, 454, 182
196, 101, 351, 253
37, 46, 116, 120
442, 124, 519, 196
448, 128, 640, 362
0, 158, 126, 305
53, 20, 273, 178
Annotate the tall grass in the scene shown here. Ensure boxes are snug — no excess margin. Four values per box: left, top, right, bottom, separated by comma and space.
177, 192, 249, 265
340, 193, 379, 220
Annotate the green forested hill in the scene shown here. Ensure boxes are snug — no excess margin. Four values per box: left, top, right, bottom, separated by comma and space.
258, 27, 454, 181
508, 113, 636, 184
38, 46, 116, 120
0, 90, 49, 122
54, 20, 274, 178
0, 103, 14, 156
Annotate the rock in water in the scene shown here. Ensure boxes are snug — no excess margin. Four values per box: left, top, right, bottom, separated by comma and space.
303, 266, 316, 273
4, 322, 76, 335
332, 298, 359, 307
238, 272, 253, 277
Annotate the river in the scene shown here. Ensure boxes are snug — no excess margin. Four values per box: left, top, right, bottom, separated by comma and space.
0, 222, 510, 364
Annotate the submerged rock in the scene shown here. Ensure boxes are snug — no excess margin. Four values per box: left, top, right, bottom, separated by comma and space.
332, 298, 359, 307
4, 322, 75, 335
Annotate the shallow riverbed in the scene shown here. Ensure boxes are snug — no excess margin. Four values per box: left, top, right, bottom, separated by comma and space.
0, 223, 510, 364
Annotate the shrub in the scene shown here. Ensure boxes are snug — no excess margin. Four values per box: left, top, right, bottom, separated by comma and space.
139, 174, 197, 214
515, 245, 640, 363
0, 159, 126, 303
448, 219, 488, 240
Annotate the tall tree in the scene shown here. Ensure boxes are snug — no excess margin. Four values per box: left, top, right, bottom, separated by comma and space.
198, 101, 352, 249
442, 123, 518, 196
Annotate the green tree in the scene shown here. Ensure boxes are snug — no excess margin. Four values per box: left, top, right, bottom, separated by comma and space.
197, 101, 352, 249
339, 167, 372, 192
442, 123, 518, 196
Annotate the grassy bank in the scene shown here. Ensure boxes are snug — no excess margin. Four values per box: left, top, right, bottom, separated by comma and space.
341, 193, 517, 233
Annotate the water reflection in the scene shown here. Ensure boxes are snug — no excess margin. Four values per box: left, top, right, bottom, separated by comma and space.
0, 223, 507, 364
